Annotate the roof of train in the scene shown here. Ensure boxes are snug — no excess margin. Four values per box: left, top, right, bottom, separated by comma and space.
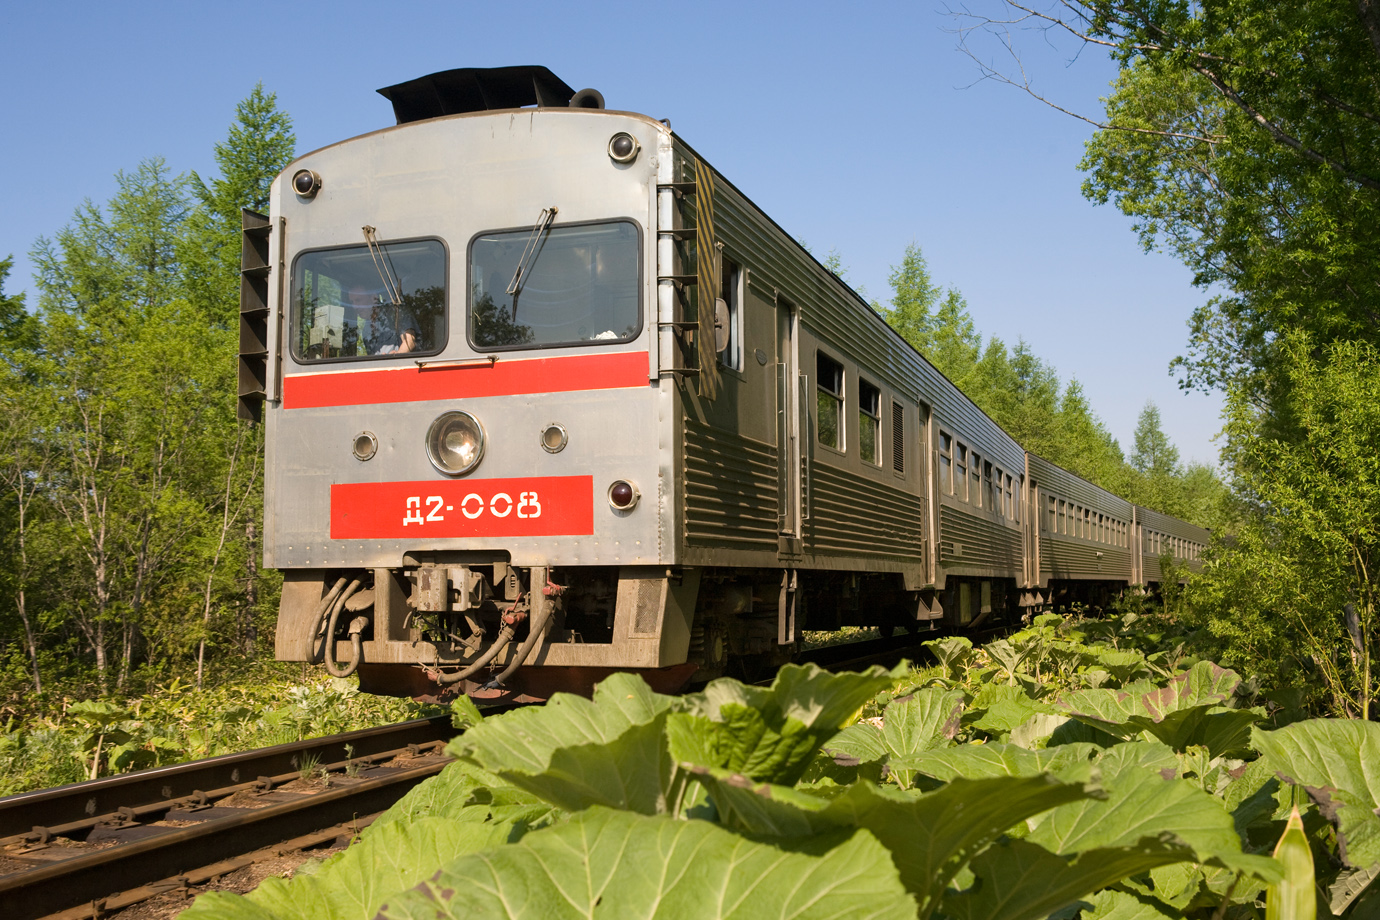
350, 67, 1209, 541
377, 66, 578, 124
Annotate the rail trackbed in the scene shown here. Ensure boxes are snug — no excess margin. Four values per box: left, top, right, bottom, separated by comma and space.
0, 716, 456, 920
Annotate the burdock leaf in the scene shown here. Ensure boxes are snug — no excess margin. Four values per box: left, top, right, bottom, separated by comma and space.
943, 837, 1202, 920
1254, 719, 1380, 868
376, 806, 916, 920
1028, 745, 1280, 881
669, 662, 905, 786
183, 817, 513, 920
449, 672, 684, 814
687, 766, 1093, 920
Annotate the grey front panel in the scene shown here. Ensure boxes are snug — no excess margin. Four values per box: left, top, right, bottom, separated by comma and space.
267, 386, 662, 568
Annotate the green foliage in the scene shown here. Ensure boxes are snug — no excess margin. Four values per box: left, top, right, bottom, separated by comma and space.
1186, 335, 1380, 719
378, 807, 917, 920
1267, 806, 1317, 920
194, 620, 1357, 920
869, 241, 1221, 524
0, 86, 295, 713
0, 667, 437, 794
1073, 3, 1380, 405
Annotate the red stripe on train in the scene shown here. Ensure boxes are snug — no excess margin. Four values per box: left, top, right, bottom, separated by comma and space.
283, 351, 649, 409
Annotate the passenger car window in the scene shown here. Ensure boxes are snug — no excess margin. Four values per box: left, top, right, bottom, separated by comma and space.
816, 352, 844, 451
469, 220, 640, 349
859, 380, 881, 465
292, 239, 446, 363
956, 444, 969, 502
939, 432, 953, 493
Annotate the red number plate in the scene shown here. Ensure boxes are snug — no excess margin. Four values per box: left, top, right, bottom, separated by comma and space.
330, 476, 594, 539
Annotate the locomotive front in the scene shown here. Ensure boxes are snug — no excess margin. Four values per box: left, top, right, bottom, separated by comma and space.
247, 69, 695, 701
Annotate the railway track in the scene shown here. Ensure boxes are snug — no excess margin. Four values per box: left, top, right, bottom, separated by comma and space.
0, 716, 457, 920
0, 639, 1000, 919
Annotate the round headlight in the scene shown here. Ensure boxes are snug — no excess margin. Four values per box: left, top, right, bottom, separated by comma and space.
608, 132, 640, 164
426, 411, 485, 476
292, 169, 321, 198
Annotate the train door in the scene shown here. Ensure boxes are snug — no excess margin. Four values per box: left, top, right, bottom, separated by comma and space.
776, 297, 802, 550
919, 401, 935, 585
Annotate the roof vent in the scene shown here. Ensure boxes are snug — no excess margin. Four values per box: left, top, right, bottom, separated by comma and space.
377, 66, 595, 125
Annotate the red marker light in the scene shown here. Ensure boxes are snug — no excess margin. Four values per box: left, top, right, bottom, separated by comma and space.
608, 480, 638, 510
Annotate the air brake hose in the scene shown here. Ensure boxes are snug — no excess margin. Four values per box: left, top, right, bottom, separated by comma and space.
434, 623, 516, 685
323, 579, 364, 678
482, 603, 554, 690
311, 577, 350, 663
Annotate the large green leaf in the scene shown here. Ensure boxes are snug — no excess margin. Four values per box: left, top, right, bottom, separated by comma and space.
1253, 719, 1380, 868
688, 765, 1093, 920
968, 684, 1048, 735
1057, 663, 1260, 756
895, 741, 1099, 785
449, 672, 684, 814
943, 837, 1204, 920
183, 816, 514, 920
1081, 887, 1182, 920
376, 806, 916, 920
1057, 661, 1239, 725
371, 760, 518, 829
818, 687, 963, 786
1028, 743, 1280, 880
667, 663, 904, 786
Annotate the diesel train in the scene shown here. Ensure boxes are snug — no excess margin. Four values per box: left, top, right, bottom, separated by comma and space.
237, 66, 1208, 702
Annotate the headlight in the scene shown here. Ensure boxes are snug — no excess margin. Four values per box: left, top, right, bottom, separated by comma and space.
426, 411, 485, 476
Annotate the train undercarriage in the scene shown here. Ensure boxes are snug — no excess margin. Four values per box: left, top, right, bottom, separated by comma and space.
273, 562, 1143, 702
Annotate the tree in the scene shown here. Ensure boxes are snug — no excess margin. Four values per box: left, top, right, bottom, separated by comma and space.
181, 84, 296, 327
178, 88, 294, 682
882, 243, 943, 350
958, 2, 1380, 418
1192, 334, 1380, 718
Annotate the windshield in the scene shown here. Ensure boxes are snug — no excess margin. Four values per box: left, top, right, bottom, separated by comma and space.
291, 239, 446, 363
469, 220, 640, 350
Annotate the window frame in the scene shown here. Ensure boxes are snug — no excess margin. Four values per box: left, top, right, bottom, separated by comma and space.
718, 253, 744, 372
859, 379, 882, 467
465, 218, 645, 353
815, 350, 846, 454
289, 236, 450, 366
955, 443, 969, 502
939, 431, 953, 494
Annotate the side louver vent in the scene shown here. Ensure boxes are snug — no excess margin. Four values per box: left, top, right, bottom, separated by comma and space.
892, 401, 905, 473
238, 208, 271, 423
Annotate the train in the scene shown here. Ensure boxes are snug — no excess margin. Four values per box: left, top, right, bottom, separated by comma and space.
237, 65, 1209, 703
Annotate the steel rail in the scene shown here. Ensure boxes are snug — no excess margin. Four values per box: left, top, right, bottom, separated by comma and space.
43, 812, 384, 920
2, 751, 448, 920
0, 714, 454, 842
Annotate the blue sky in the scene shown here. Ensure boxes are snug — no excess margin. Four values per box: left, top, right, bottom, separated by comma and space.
0, 0, 1222, 464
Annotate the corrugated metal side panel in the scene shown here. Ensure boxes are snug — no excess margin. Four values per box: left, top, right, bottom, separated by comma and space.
683, 420, 779, 550
1040, 543, 1132, 581
1136, 506, 1211, 543
673, 137, 1024, 474
1142, 551, 1163, 583
1028, 454, 1133, 517
939, 505, 1022, 573
808, 463, 925, 557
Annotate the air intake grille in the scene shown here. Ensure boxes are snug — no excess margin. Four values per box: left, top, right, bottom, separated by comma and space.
892, 401, 905, 473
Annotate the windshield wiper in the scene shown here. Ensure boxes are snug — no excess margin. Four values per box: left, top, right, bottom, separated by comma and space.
506, 206, 558, 320
362, 225, 403, 305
